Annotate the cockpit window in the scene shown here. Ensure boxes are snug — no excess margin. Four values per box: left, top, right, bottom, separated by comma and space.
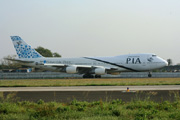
152, 55, 157, 57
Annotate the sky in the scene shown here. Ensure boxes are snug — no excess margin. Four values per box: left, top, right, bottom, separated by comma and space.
0, 0, 180, 64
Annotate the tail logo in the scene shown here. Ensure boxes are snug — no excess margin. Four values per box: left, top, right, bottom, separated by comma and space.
11, 36, 43, 58
17, 41, 22, 46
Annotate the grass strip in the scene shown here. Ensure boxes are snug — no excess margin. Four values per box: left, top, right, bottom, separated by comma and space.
0, 78, 180, 87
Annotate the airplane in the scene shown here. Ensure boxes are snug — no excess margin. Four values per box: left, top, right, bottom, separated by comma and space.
10, 36, 168, 78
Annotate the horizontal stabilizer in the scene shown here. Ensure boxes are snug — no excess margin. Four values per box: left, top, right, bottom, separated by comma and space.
6, 58, 34, 63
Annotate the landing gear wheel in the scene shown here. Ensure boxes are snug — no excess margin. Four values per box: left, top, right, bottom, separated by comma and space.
83, 75, 86, 78
83, 74, 94, 78
90, 75, 94, 78
148, 72, 152, 77
95, 75, 101, 78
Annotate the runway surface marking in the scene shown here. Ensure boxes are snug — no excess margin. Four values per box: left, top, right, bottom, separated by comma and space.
0, 85, 180, 92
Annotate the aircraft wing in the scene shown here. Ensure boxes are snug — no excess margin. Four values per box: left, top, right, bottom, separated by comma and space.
44, 63, 118, 74
44, 63, 117, 69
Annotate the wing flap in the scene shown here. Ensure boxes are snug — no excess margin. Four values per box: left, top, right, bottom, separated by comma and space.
44, 63, 117, 69
44, 63, 92, 68
44, 63, 65, 67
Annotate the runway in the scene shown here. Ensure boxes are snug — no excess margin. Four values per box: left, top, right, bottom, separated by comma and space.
1, 85, 180, 102
1, 85, 180, 92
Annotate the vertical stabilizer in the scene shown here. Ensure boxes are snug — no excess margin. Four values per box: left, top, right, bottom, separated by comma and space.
11, 36, 43, 58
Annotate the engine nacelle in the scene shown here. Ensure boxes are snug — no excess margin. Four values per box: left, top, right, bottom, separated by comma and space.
95, 67, 106, 75
66, 66, 78, 74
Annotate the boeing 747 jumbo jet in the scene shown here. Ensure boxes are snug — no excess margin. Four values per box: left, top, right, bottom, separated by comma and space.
10, 36, 168, 78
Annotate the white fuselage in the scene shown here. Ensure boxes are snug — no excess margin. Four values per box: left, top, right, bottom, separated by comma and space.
10, 36, 168, 78
19, 53, 168, 74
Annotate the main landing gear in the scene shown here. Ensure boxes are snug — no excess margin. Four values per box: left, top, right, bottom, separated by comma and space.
148, 72, 152, 77
83, 74, 101, 78
95, 75, 101, 78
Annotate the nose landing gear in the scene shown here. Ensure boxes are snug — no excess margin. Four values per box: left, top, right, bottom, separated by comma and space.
148, 72, 152, 77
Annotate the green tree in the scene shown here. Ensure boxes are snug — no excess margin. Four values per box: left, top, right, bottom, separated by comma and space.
35, 46, 61, 57
53, 52, 61, 57
35, 46, 53, 57
167, 59, 172, 66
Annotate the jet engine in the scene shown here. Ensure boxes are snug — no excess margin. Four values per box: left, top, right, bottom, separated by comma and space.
66, 66, 78, 74
94, 67, 106, 75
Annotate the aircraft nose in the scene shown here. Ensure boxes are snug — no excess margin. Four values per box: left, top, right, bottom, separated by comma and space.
158, 57, 168, 67
164, 60, 168, 66
161, 59, 168, 66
